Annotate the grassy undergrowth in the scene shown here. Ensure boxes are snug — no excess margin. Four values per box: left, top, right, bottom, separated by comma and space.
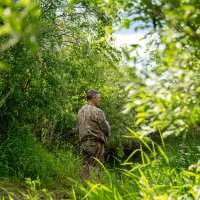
0, 124, 81, 190
1, 129, 200, 199
73, 132, 200, 199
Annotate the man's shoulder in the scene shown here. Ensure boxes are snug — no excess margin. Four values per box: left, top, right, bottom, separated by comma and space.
78, 104, 87, 114
91, 106, 103, 114
78, 104, 95, 113
95, 108, 105, 117
78, 104, 103, 114
79, 104, 87, 110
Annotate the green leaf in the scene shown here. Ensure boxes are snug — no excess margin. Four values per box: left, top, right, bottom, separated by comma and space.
135, 118, 145, 125
0, 62, 11, 72
158, 146, 169, 163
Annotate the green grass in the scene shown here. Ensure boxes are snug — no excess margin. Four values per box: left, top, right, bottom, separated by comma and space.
1, 128, 200, 199
72, 132, 200, 200
0, 124, 81, 189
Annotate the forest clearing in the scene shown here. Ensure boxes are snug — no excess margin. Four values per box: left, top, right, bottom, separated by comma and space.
1, 0, 200, 199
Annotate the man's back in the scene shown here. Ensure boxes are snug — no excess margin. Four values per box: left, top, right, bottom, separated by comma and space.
78, 90, 110, 179
77, 103, 110, 143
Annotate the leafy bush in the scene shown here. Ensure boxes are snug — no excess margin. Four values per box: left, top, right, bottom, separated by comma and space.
0, 123, 81, 188
0, 0, 132, 184
2, 1, 200, 200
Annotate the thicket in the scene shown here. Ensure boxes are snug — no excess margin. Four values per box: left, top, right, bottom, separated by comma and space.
0, 0, 133, 188
1, 0, 200, 199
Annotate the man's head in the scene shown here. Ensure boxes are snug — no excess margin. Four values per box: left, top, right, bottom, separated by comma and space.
87, 89, 100, 106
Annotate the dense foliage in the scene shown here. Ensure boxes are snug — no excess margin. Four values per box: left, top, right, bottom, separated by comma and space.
1, 0, 200, 199
0, 0, 132, 184
85, 0, 200, 137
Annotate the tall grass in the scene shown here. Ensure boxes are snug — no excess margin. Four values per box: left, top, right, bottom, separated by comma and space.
0, 123, 81, 189
74, 130, 200, 200
1, 127, 200, 199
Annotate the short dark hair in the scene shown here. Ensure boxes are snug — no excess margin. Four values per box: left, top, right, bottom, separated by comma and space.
86, 89, 99, 100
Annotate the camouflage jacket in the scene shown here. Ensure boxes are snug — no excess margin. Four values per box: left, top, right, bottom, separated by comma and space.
77, 103, 111, 143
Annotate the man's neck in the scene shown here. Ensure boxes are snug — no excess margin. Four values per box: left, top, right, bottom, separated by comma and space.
87, 101, 96, 107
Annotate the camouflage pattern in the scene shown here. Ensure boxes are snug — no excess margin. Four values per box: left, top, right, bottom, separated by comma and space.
77, 103, 110, 179
77, 104, 111, 143
81, 139, 105, 179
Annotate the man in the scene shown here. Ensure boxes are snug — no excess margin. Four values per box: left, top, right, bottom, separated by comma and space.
77, 89, 111, 180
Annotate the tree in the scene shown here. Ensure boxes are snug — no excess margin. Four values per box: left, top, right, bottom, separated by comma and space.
77, 0, 200, 137
0, 0, 132, 181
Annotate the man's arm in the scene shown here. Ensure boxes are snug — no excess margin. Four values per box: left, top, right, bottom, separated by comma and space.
97, 110, 111, 139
